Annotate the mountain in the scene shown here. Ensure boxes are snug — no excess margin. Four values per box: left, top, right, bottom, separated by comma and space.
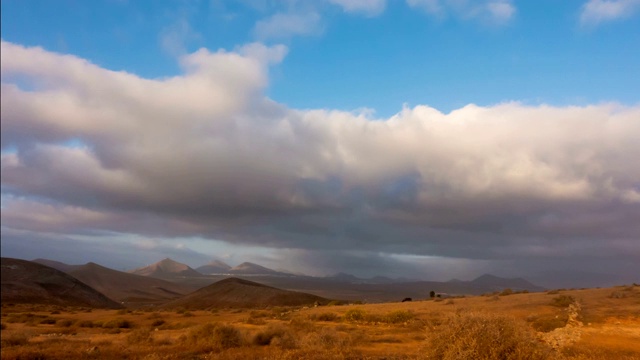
470, 274, 545, 292
162, 277, 330, 309
129, 258, 202, 278
68, 262, 195, 305
229, 262, 281, 275
32, 258, 80, 273
196, 260, 232, 275
326, 272, 362, 283
1, 258, 121, 308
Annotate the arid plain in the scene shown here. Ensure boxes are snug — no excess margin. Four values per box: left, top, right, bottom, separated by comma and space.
2, 282, 639, 359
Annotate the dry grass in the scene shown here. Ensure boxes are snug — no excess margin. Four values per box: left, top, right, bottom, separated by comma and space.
0, 285, 638, 359
423, 311, 557, 359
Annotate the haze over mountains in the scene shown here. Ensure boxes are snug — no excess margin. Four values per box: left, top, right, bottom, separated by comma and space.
25, 257, 544, 304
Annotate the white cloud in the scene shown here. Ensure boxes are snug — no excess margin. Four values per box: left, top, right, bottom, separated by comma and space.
254, 12, 323, 40
159, 17, 201, 56
407, 0, 516, 24
328, 0, 387, 17
580, 0, 640, 25
2, 41, 639, 281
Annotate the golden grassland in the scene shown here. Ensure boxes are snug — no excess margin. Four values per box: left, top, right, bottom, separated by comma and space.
1, 285, 639, 359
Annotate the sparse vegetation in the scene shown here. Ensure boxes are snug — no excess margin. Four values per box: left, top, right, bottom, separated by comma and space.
0, 285, 638, 359
344, 308, 367, 322
551, 295, 575, 308
423, 312, 555, 359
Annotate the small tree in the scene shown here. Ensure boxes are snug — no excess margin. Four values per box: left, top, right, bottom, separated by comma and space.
430, 291, 436, 298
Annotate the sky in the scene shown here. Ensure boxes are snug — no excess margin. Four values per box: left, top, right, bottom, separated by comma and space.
1, 0, 639, 288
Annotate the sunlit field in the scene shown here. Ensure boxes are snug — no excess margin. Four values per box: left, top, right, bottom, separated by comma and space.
2, 285, 638, 359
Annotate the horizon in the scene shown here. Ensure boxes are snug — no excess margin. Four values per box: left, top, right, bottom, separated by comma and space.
25, 255, 541, 285
1, 0, 639, 290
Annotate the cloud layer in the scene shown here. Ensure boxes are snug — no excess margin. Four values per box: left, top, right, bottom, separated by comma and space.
2, 40, 639, 285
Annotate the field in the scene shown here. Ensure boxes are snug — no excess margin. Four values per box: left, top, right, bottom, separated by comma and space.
1, 285, 639, 359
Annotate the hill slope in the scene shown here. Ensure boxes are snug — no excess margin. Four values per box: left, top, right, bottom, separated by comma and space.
68, 262, 195, 304
0, 258, 121, 308
162, 277, 330, 309
130, 258, 201, 278
196, 260, 232, 275
228, 262, 281, 275
32, 258, 80, 273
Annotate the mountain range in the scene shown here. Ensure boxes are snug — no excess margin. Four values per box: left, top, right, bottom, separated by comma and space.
20, 257, 546, 304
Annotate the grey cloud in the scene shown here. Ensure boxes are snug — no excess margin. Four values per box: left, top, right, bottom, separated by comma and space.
1, 40, 639, 285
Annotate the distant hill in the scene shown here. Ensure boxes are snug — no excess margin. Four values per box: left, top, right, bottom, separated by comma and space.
196, 260, 232, 275
68, 262, 195, 305
32, 258, 80, 273
229, 262, 282, 275
471, 274, 545, 292
130, 258, 202, 278
326, 272, 361, 282
1, 258, 121, 309
162, 277, 330, 309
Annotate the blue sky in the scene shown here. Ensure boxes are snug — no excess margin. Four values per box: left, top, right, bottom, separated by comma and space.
1, 0, 639, 287
3, 0, 639, 117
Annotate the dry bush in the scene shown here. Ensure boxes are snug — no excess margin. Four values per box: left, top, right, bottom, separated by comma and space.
126, 327, 153, 345
547, 290, 560, 295
102, 319, 133, 329
1, 333, 29, 347
77, 320, 94, 328
526, 314, 567, 333
423, 312, 556, 360
550, 295, 575, 308
384, 310, 415, 324
444, 299, 455, 305
56, 318, 75, 327
151, 319, 166, 327
1, 322, 6, 330
609, 291, 628, 299
253, 323, 296, 348
500, 288, 514, 296
184, 323, 245, 352
344, 308, 367, 322
39, 317, 57, 324
487, 295, 501, 302
299, 327, 352, 351
310, 312, 340, 322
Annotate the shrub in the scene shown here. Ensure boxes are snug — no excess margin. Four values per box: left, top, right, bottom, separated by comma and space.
78, 320, 94, 328
424, 312, 555, 360
344, 309, 367, 322
551, 295, 575, 308
0, 323, 5, 330
127, 328, 152, 345
444, 299, 455, 305
57, 319, 75, 327
609, 291, 628, 299
528, 314, 567, 333
40, 318, 57, 324
151, 319, 165, 327
500, 288, 514, 296
103, 319, 132, 329
184, 323, 244, 351
311, 312, 340, 322
253, 323, 294, 347
487, 295, 501, 302
384, 310, 415, 324
1, 333, 29, 347
212, 324, 244, 349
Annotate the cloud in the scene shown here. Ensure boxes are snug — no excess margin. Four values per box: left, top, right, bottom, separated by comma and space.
2, 40, 639, 284
580, 0, 640, 25
407, 0, 516, 24
254, 12, 324, 40
328, 0, 387, 17
159, 16, 201, 56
